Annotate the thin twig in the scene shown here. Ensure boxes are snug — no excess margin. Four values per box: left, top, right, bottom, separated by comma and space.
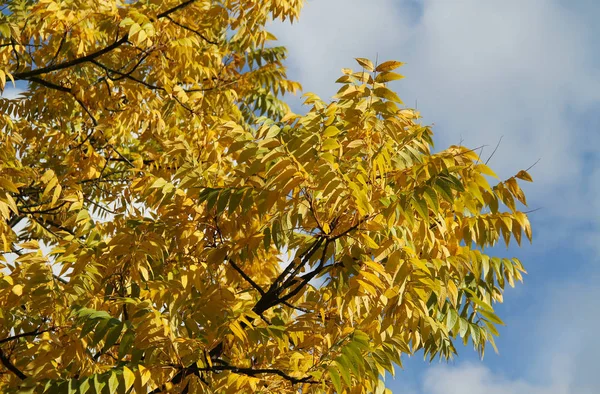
485, 135, 503, 165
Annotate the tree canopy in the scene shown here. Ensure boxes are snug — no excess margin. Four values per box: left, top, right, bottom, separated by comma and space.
0, 1, 532, 393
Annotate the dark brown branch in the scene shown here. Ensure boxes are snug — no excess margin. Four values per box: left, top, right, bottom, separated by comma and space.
156, 0, 198, 19
84, 197, 119, 215
0, 349, 26, 380
28, 76, 71, 92
150, 363, 316, 393
164, 15, 218, 45
92, 59, 164, 91
14, 35, 129, 80
0, 329, 51, 345
278, 240, 330, 304
525, 158, 541, 172
12, 1, 198, 81
50, 30, 69, 65
19, 201, 67, 215
227, 259, 265, 295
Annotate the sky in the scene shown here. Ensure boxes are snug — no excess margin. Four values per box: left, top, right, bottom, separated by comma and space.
269, 0, 600, 392
2, 1, 599, 392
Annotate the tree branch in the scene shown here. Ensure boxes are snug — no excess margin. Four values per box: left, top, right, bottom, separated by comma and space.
278, 240, 330, 304
0, 329, 51, 345
12, 1, 199, 81
227, 258, 265, 295
156, 0, 199, 19
150, 363, 316, 393
0, 349, 26, 380
13, 35, 129, 80
164, 15, 218, 45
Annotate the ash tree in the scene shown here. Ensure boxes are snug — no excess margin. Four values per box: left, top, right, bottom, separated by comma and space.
0, 0, 532, 393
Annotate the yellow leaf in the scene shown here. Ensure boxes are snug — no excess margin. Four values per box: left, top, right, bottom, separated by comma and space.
375, 72, 404, 83
361, 233, 379, 249
321, 138, 340, 151
123, 367, 135, 391
323, 125, 341, 138
12, 284, 23, 296
515, 170, 533, 182
355, 58, 374, 71
375, 60, 405, 72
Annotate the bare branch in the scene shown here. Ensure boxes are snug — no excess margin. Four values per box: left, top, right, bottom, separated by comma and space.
485, 135, 503, 165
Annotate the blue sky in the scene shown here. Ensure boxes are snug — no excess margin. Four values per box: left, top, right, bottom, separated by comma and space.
2, 1, 598, 392
270, 0, 600, 392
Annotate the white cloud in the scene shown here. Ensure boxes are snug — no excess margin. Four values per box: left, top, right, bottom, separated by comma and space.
420, 363, 567, 394
414, 278, 600, 394
0, 87, 23, 100
271, 0, 600, 243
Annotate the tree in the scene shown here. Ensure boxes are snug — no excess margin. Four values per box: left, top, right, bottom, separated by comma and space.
0, 1, 533, 393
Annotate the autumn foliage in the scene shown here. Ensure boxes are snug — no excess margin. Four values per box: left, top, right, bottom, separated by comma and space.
0, 1, 532, 393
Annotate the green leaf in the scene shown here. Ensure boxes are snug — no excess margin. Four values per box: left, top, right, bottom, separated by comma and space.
118, 330, 134, 359
92, 374, 103, 394
328, 366, 343, 393
412, 195, 429, 221
102, 321, 124, 352
334, 359, 352, 386
423, 187, 439, 213
459, 318, 469, 338
470, 324, 481, 345
479, 308, 505, 326
446, 309, 458, 331
92, 319, 111, 347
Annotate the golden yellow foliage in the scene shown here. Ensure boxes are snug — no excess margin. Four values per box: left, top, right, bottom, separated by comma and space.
0, 1, 532, 393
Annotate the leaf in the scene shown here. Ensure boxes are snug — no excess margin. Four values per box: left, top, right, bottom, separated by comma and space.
108, 372, 119, 393
11, 284, 23, 296
375, 60, 405, 72
373, 87, 403, 103
334, 359, 352, 386
469, 324, 482, 346
123, 367, 135, 392
322, 138, 340, 151
361, 233, 379, 249
323, 125, 341, 137
102, 321, 124, 351
459, 318, 469, 338
375, 72, 404, 83
355, 58, 374, 72
446, 309, 458, 331
515, 170, 533, 182
328, 365, 343, 393
479, 309, 505, 326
